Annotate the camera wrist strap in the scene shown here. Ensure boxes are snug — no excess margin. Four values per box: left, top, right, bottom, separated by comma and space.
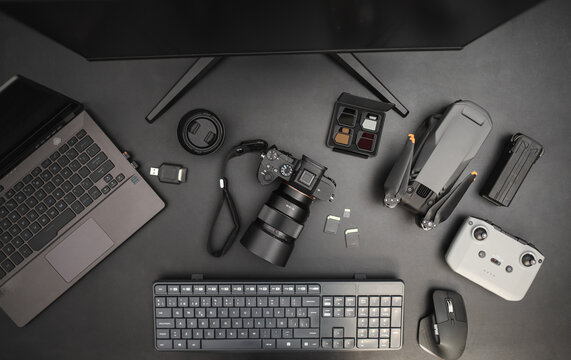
207, 139, 268, 257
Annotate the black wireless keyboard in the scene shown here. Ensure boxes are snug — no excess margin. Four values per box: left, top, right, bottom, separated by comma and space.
153, 279, 404, 351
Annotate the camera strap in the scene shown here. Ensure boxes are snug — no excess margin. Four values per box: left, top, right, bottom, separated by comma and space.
207, 139, 268, 257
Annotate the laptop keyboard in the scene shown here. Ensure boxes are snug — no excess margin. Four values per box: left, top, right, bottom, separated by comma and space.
0, 129, 126, 280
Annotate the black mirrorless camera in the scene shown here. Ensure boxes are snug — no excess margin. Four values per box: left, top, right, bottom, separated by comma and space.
240, 146, 336, 267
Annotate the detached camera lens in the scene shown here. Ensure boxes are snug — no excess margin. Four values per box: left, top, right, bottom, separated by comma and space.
473, 227, 487, 241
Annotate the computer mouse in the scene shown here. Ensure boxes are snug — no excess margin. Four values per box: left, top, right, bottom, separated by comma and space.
418, 290, 468, 360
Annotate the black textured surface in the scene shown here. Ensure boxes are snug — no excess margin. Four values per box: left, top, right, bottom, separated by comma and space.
1, 1, 570, 359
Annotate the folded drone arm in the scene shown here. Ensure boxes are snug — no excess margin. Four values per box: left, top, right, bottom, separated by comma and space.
420, 171, 477, 230
384, 134, 415, 208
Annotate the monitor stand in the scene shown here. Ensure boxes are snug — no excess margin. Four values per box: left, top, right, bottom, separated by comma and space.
145, 53, 409, 123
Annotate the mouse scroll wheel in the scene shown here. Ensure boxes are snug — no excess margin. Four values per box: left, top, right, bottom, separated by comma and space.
446, 299, 454, 313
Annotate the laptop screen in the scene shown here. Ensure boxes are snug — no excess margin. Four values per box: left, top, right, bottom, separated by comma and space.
0, 76, 79, 176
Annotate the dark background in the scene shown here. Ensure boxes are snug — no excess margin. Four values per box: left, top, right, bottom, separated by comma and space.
1, 0, 570, 359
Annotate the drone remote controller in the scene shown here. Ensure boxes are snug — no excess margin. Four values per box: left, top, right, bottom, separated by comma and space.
445, 217, 544, 301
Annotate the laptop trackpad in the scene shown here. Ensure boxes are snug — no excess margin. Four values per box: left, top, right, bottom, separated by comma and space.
45, 219, 113, 283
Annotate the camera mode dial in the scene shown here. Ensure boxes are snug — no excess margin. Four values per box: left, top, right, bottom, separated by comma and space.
280, 164, 293, 177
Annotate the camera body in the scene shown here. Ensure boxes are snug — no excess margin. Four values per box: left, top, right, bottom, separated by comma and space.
445, 217, 544, 301
241, 146, 336, 267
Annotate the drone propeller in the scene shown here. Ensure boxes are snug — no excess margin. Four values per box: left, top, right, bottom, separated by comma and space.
420, 171, 477, 230
384, 134, 415, 208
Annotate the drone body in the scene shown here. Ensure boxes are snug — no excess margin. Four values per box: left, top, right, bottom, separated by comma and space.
384, 100, 492, 230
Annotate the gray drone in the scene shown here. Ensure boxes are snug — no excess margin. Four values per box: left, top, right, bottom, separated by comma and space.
383, 100, 492, 230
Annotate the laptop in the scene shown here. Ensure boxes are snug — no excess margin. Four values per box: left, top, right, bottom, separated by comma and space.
0, 76, 165, 326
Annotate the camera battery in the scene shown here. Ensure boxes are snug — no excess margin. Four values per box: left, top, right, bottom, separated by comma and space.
481, 133, 544, 207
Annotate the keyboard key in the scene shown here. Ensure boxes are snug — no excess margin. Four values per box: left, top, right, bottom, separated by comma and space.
64, 193, 76, 205
87, 152, 108, 171
277, 339, 301, 349
79, 193, 93, 207
22, 185, 35, 197
90, 160, 115, 182
28, 208, 75, 251
78, 153, 90, 165
390, 329, 401, 348
70, 174, 81, 186
156, 340, 172, 349
5, 199, 17, 211
67, 136, 78, 146
156, 319, 175, 328
86, 144, 100, 157
48, 163, 61, 174
38, 214, 50, 226
35, 189, 47, 201
116, 173, 125, 182
0, 219, 11, 230
69, 160, 81, 172
43, 182, 56, 194
61, 167, 72, 179
20, 245, 32, 258
4, 244, 16, 255
5, 189, 15, 198
53, 188, 64, 200
71, 201, 85, 214
36, 203, 47, 215
10, 252, 24, 265
391, 307, 402, 327
49, 151, 60, 161
20, 229, 33, 241
72, 186, 85, 197
76, 129, 87, 139
75, 135, 93, 152
11, 236, 24, 248
45, 198, 58, 210
14, 192, 26, 203
1, 259, 15, 272
357, 339, 378, 348
78, 166, 90, 178
40, 170, 53, 181
103, 174, 113, 183
66, 148, 79, 160
52, 175, 64, 187
202, 339, 261, 349
57, 155, 70, 167
25, 196, 38, 208
81, 178, 94, 190
294, 329, 319, 338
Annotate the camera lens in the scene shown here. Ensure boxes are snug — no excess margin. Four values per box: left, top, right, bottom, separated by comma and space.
241, 183, 313, 266
473, 227, 487, 241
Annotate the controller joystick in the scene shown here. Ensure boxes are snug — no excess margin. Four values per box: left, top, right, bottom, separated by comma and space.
521, 253, 536, 267
473, 227, 487, 241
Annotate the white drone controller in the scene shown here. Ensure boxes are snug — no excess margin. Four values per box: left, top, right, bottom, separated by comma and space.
445, 216, 544, 301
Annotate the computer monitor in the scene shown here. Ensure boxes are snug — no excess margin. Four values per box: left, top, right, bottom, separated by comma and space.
0, 0, 543, 121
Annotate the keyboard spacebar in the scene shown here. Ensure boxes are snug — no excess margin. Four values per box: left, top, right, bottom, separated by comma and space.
201, 340, 262, 349
28, 209, 76, 251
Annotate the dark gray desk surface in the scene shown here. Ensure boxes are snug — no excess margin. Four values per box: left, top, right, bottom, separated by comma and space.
1, 1, 570, 359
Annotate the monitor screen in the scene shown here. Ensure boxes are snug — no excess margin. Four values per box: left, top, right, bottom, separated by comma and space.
0, 0, 542, 60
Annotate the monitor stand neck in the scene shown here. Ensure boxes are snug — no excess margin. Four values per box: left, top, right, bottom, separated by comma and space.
145, 53, 408, 123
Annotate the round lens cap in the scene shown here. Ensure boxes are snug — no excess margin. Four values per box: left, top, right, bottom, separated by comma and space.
178, 109, 225, 155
